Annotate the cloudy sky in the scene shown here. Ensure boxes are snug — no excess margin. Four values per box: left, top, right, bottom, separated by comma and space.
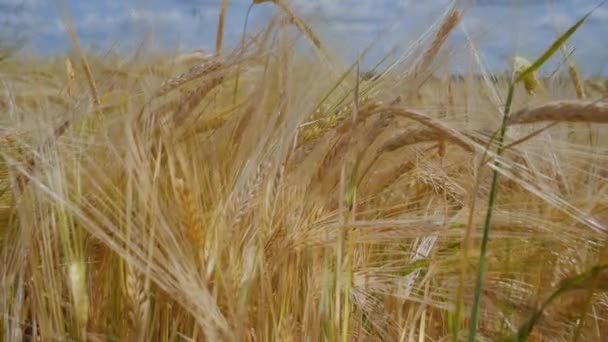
1, 0, 607, 75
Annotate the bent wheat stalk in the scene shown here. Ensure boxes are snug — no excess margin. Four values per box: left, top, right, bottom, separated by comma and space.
253, 0, 323, 52
508, 100, 608, 125
365, 104, 476, 153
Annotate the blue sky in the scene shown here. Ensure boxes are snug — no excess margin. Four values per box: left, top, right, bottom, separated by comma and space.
1, 0, 607, 75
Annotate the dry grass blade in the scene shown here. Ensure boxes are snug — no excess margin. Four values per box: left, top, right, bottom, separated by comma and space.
508, 100, 608, 125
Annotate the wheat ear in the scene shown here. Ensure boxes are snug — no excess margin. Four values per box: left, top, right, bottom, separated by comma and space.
568, 62, 586, 99
380, 128, 444, 153
174, 178, 204, 251
368, 104, 476, 152
125, 265, 149, 337
418, 9, 460, 73
508, 100, 608, 125
216, 0, 229, 56
154, 60, 223, 98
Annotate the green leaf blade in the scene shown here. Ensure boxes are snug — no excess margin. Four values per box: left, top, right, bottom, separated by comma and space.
516, 2, 604, 83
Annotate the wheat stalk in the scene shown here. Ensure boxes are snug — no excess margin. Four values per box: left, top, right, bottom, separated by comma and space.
508, 100, 608, 125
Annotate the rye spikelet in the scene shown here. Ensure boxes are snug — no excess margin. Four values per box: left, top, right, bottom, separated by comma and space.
508, 100, 608, 125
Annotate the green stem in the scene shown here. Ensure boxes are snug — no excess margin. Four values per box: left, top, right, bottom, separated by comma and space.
467, 84, 514, 341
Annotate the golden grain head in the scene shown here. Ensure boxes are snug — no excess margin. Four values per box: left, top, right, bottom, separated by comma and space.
509, 100, 608, 125
3, 4, 607, 342
567, 62, 585, 99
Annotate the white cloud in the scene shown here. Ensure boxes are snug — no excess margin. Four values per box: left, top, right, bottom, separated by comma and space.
127, 8, 184, 26
0, 0, 42, 6
77, 8, 186, 31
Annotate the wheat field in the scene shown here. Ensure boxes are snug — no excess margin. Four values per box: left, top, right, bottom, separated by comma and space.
1, 1, 608, 341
